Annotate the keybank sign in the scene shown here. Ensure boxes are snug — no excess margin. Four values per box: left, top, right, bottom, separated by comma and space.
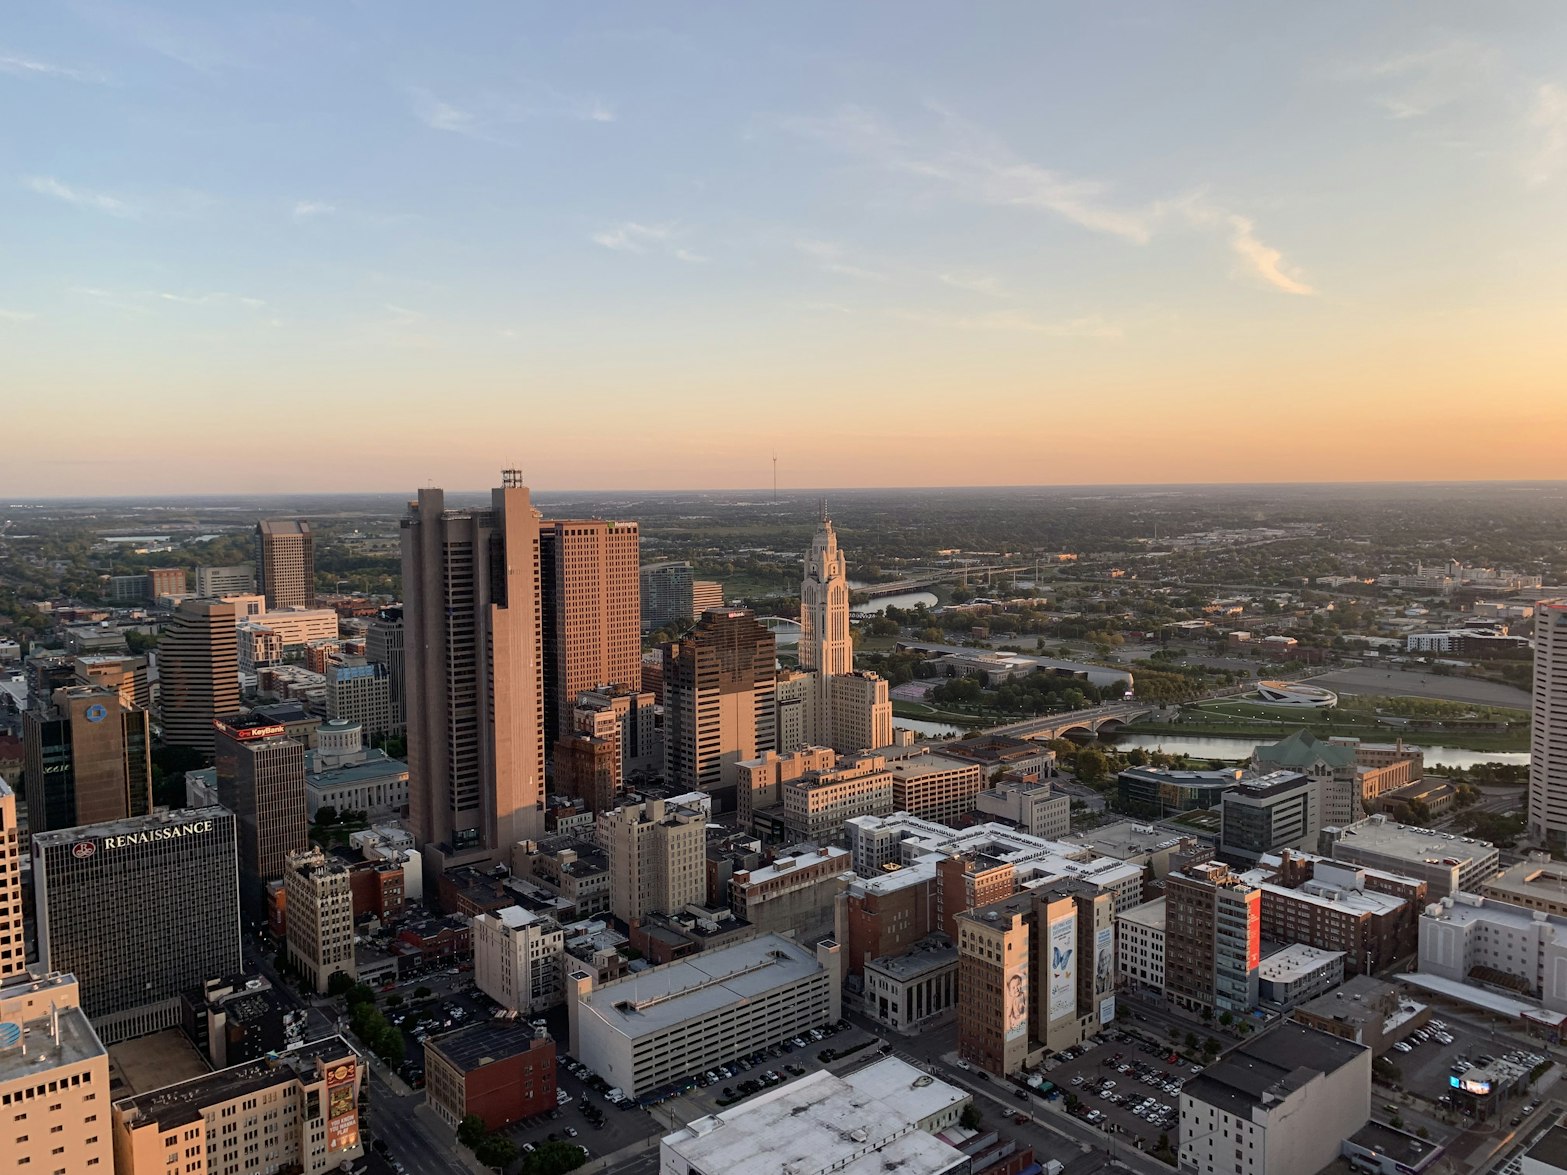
99, 820, 215, 851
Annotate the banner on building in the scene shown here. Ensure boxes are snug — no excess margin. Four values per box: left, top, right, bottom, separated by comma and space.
326, 1060, 359, 1151
1004, 955, 1029, 1042
1048, 913, 1076, 1020
1099, 995, 1116, 1026
1094, 925, 1114, 992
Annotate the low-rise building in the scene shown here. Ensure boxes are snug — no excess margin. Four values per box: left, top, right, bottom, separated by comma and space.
864, 935, 959, 1033
835, 860, 938, 981
974, 778, 1070, 838
1290, 974, 1426, 1054
1257, 944, 1346, 1009
1419, 892, 1567, 1011
181, 974, 304, 1068
1117, 897, 1166, 995
729, 845, 851, 944
424, 1023, 556, 1131
660, 1058, 971, 1175
1249, 857, 1419, 977
780, 753, 894, 843
1178, 1022, 1371, 1175
1062, 821, 1200, 880
112, 1036, 364, 1175
1481, 853, 1567, 918
1318, 815, 1499, 897
883, 747, 985, 825
1116, 766, 1245, 818
304, 719, 409, 819
567, 933, 839, 1097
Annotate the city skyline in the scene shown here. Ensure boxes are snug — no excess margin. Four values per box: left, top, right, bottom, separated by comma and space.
4, 2, 1565, 494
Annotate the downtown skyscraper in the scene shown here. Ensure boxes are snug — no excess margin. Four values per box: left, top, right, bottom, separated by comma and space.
800, 504, 853, 679
255, 519, 316, 609
402, 473, 545, 869
1529, 600, 1567, 850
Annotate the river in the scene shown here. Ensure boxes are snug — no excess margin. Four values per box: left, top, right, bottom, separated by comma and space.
893, 717, 967, 739
1104, 731, 1528, 770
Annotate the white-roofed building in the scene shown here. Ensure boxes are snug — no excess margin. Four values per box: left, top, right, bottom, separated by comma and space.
659, 1057, 970, 1175
473, 904, 565, 1015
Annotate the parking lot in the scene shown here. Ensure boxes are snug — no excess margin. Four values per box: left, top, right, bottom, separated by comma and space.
1388, 1015, 1548, 1124
1033, 1029, 1200, 1151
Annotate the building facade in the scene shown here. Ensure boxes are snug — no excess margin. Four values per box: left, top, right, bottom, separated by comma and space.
663, 609, 777, 811
216, 716, 309, 920
113, 1036, 364, 1175
1117, 897, 1166, 995
193, 563, 256, 597
1532, 600, 1567, 850
1165, 862, 1261, 1015
539, 518, 641, 746
157, 598, 241, 755
32, 808, 242, 1042
638, 561, 695, 631
284, 848, 356, 994
23, 683, 153, 835
255, 519, 315, 609
425, 1024, 557, 1131
0, 779, 21, 978
0, 968, 114, 1175
402, 474, 546, 867
1219, 771, 1319, 860
473, 905, 565, 1014
598, 796, 706, 924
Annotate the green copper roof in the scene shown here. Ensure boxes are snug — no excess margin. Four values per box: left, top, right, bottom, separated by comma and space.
1253, 728, 1356, 769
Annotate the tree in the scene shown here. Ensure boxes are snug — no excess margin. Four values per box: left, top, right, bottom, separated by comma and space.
1203, 1037, 1221, 1057
457, 1114, 487, 1148
327, 971, 355, 998
414, 985, 433, 1000
315, 805, 339, 826
960, 1103, 983, 1130
475, 1134, 519, 1168
520, 1140, 587, 1175
1218, 1011, 1233, 1028
1074, 746, 1109, 785
345, 983, 377, 1008
373, 1025, 404, 1067
1184, 1032, 1198, 1051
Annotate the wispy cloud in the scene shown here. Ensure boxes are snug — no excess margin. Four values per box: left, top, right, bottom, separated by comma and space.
592, 222, 705, 262
70, 286, 265, 314
150, 290, 266, 308
0, 51, 106, 83
1525, 82, 1567, 187
291, 200, 336, 219
24, 175, 135, 217
795, 238, 886, 282
1349, 39, 1499, 120
785, 105, 1313, 295
410, 82, 615, 139
889, 308, 1123, 339
785, 104, 1151, 242
0, 308, 37, 322
939, 272, 1008, 298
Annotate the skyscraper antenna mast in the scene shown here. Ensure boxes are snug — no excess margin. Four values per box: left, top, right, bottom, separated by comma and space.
772, 451, 778, 503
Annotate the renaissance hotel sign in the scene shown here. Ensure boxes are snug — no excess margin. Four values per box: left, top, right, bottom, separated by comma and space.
83, 819, 216, 854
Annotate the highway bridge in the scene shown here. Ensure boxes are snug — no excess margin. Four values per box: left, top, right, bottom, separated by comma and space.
859, 564, 1038, 598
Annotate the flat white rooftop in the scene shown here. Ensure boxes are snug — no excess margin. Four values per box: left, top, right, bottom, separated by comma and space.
1328, 816, 1496, 864
579, 934, 823, 1040
1117, 897, 1166, 932
662, 1058, 968, 1175
1260, 880, 1404, 918
1422, 893, 1567, 931
1258, 943, 1344, 983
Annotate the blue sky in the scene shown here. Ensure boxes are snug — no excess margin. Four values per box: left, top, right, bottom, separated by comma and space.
3, 2, 1566, 493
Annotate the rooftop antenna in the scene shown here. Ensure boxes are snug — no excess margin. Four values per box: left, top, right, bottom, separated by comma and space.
772, 451, 778, 503
820, 496, 828, 524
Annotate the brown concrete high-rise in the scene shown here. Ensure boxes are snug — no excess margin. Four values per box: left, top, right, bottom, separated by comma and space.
539, 518, 641, 746
157, 597, 241, 755
215, 715, 309, 921
402, 473, 545, 869
22, 684, 153, 834
256, 518, 315, 608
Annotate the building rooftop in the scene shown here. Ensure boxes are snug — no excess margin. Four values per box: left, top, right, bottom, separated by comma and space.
0, 1003, 105, 1086
1117, 898, 1166, 931
1253, 729, 1357, 770
1183, 1022, 1367, 1118
578, 934, 824, 1040
737, 846, 851, 887
1259, 880, 1404, 918
114, 1036, 354, 1131
883, 753, 976, 779
1421, 892, 1567, 930
662, 1058, 967, 1175
31, 804, 229, 848
1483, 856, 1567, 904
306, 751, 409, 792
1347, 1121, 1441, 1173
865, 936, 958, 981
1258, 944, 1344, 983
1064, 821, 1186, 860
1227, 770, 1312, 800
426, 1022, 551, 1073
1326, 815, 1497, 864
1292, 974, 1407, 1031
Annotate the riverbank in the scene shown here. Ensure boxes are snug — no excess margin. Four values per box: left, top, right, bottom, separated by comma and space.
1114, 718, 1529, 755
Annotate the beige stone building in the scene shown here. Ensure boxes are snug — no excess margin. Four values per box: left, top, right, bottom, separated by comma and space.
255, 518, 315, 609
736, 745, 837, 829
781, 752, 895, 843
598, 797, 706, 924
0, 779, 20, 978
155, 598, 241, 755
113, 1036, 364, 1175
285, 848, 356, 994
539, 519, 641, 744
884, 747, 986, 825
473, 905, 565, 1014
1, 969, 113, 1175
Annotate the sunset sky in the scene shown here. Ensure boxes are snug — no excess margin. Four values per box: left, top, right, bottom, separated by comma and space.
4, 2, 1566, 494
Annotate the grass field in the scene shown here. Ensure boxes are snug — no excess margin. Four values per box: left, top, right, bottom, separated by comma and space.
890, 699, 990, 728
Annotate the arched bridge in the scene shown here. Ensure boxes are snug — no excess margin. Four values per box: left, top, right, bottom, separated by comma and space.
986, 702, 1154, 742
757, 616, 802, 642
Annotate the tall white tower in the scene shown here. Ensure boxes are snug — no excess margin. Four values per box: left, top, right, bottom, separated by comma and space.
800, 502, 852, 678
1529, 600, 1567, 849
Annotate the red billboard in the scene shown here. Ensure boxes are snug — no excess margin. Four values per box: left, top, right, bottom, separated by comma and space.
325, 1059, 359, 1151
